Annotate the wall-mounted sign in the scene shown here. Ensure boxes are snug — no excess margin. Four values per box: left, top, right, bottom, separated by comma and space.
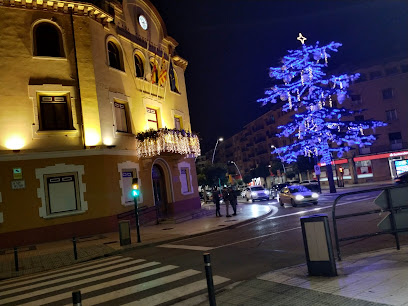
13, 168, 22, 180
11, 180, 25, 190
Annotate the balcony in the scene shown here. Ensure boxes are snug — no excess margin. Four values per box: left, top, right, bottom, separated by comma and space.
135, 128, 200, 158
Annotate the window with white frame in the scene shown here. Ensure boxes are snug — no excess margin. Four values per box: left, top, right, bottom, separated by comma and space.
382, 88, 394, 100
174, 116, 182, 130
34, 22, 64, 57
180, 168, 191, 193
146, 107, 158, 130
114, 101, 130, 133
178, 161, 193, 195
36, 163, 87, 219
122, 169, 137, 204
44, 173, 80, 214
39, 95, 73, 131
386, 109, 398, 121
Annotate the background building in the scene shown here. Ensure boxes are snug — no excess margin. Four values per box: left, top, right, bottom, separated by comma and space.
213, 57, 408, 187
0, 0, 200, 248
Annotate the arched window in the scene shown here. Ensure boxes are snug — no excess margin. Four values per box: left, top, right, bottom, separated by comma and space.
34, 23, 64, 57
108, 41, 124, 71
134, 54, 144, 78
169, 61, 180, 93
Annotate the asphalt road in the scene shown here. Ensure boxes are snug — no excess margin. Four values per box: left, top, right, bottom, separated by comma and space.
127, 189, 406, 283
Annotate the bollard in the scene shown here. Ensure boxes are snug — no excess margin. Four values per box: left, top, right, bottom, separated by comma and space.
72, 237, 78, 260
203, 253, 216, 306
72, 290, 82, 305
14, 247, 19, 272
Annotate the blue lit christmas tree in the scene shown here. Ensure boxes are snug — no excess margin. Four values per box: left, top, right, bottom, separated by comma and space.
258, 33, 386, 193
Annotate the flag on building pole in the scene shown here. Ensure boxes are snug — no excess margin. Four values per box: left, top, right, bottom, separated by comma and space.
151, 59, 158, 84
158, 53, 167, 87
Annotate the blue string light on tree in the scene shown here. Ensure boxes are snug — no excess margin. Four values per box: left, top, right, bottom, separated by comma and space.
258, 33, 386, 165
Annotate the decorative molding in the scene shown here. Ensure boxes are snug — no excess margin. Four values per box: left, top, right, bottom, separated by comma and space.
0, 0, 113, 24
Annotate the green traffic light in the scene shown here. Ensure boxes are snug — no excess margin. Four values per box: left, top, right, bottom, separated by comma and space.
132, 189, 140, 197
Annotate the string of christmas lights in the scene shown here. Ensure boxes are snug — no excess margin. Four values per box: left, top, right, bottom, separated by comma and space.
135, 128, 201, 158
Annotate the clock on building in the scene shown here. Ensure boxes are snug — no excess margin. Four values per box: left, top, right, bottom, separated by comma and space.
138, 15, 148, 30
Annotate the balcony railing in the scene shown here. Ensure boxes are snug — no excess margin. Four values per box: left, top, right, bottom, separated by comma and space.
135, 128, 200, 158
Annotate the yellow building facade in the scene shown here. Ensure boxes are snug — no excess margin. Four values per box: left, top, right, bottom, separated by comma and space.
0, 0, 200, 248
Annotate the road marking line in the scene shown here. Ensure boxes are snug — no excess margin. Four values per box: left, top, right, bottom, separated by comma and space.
124, 276, 230, 306
213, 227, 302, 249
81, 269, 201, 306
0, 256, 123, 286
0, 258, 144, 296
266, 197, 377, 220
158, 244, 213, 251
6, 261, 161, 305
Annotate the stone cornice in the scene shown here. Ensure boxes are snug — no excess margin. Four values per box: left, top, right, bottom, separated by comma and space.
173, 55, 188, 71
0, 0, 114, 24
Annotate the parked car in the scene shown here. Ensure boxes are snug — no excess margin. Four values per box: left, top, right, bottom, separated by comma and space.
245, 186, 270, 201
270, 183, 291, 199
394, 172, 408, 184
278, 185, 319, 207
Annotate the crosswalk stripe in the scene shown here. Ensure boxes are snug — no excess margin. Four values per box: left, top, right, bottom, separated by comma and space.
125, 275, 230, 306
24, 264, 178, 306
2, 261, 161, 304
0, 258, 144, 296
0, 257, 135, 291
0, 255, 122, 286
81, 269, 201, 306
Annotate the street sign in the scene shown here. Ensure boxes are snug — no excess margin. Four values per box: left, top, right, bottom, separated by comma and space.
314, 165, 321, 175
375, 186, 408, 232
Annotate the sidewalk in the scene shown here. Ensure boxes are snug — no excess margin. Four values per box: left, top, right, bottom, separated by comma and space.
0, 202, 271, 280
206, 246, 408, 306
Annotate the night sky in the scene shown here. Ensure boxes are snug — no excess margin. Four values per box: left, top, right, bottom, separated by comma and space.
149, 0, 408, 153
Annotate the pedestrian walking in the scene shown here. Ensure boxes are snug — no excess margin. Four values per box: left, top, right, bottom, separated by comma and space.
222, 187, 231, 217
212, 187, 222, 217
228, 187, 238, 216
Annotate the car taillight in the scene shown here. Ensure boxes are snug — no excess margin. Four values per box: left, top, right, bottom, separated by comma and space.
395, 179, 401, 182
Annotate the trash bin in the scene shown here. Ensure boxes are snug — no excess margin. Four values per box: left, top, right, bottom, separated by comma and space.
119, 220, 131, 246
300, 214, 337, 276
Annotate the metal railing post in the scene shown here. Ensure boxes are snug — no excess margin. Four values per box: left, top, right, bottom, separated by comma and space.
203, 253, 216, 306
14, 247, 19, 271
72, 237, 78, 260
72, 290, 82, 305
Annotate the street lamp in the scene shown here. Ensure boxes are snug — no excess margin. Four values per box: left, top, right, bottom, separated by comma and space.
271, 145, 286, 174
228, 160, 242, 179
211, 137, 223, 164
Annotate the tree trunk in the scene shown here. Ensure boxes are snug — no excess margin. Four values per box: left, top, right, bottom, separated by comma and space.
326, 164, 337, 193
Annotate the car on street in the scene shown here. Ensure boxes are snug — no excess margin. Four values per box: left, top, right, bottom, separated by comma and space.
394, 172, 408, 184
245, 186, 270, 201
270, 183, 291, 199
300, 180, 320, 192
278, 185, 319, 207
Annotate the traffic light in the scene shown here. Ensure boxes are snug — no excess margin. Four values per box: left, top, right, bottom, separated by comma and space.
339, 167, 344, 174
132, 178, 140, 198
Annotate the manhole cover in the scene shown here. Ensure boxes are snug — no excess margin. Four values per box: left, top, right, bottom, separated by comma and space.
162, 228, 174, 230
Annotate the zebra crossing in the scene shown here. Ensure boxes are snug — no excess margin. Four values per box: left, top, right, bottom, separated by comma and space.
0, 255, 230, 305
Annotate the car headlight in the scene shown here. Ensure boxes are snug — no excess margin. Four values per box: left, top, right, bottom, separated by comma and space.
251, 192, 257, 196
295, 195, 304, 201
264, 190, 270, 195
312, 193, 319, 199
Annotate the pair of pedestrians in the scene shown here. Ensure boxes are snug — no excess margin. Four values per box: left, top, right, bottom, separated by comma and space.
212, 187, 237, 217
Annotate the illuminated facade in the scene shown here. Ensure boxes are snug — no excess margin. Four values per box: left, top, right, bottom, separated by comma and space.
0, 0, 200, 248
216, 57, 408, 186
